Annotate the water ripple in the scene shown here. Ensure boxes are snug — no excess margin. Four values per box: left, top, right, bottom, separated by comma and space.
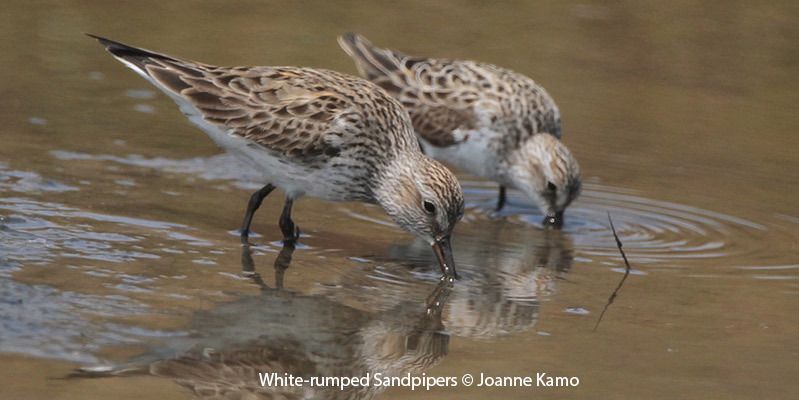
463, 181, 799, 276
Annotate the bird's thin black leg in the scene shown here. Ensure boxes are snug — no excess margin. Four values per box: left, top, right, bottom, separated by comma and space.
496, 185, 507, 211
279, 197, 300, 244
240, 184, 276, 244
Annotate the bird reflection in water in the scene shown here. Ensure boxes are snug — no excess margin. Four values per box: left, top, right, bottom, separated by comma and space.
446, 228, 573, 338
319, 225, 574, 339
76, 244, 453, 400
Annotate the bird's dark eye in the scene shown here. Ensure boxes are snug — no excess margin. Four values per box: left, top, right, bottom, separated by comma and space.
547, 181, 557, 191
423, 200, 436, 214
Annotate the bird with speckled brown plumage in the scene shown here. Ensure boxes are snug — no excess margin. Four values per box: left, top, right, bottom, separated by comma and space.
339, 33, 580, 228
89, 34, 463, 279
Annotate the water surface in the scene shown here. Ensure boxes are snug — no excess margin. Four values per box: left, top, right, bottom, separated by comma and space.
1, 1, 798, 399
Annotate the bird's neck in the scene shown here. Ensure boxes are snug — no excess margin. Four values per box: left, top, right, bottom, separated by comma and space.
374, 152, 418, 199
503, 146, 544, 194
372, 152, 426, 219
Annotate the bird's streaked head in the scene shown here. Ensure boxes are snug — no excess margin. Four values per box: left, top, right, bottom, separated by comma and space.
510, 134, 581, 228
376, 154, 464, 278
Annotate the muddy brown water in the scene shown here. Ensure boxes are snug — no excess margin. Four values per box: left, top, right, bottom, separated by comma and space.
1, 1, 798, 399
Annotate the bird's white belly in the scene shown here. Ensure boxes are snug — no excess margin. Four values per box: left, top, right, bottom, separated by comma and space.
228, 142, 357, 201
177, 106, 342, 201
420, 129, 500, 180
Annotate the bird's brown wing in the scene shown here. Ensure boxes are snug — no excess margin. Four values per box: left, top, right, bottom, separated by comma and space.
92, 35, 357, 159
339, 33, 561, 147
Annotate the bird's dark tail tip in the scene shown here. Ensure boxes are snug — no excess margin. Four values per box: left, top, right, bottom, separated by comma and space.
85, 33, 174, 62
339, 32, 362, 45
337, 32, 362, 54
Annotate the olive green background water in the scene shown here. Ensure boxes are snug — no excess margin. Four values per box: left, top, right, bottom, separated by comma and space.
1, 1, 798, 399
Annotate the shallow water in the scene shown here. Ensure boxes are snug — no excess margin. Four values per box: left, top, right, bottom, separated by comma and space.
1, 1, 798, 399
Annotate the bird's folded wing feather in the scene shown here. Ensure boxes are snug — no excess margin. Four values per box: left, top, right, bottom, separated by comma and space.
339, 33, 563, 147
339, 33, 504, 147
92, 35, 355, 159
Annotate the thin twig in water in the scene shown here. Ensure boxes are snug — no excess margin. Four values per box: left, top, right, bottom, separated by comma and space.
593, 213, 632, 332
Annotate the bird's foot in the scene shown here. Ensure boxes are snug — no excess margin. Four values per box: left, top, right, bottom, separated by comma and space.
240, 229, 251, 245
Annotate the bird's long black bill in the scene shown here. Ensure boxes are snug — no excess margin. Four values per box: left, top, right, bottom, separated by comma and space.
431, 236, 458, 279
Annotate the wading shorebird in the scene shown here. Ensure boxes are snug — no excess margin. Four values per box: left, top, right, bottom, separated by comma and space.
89, 35, 464, 278
339, 33, 581, 228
